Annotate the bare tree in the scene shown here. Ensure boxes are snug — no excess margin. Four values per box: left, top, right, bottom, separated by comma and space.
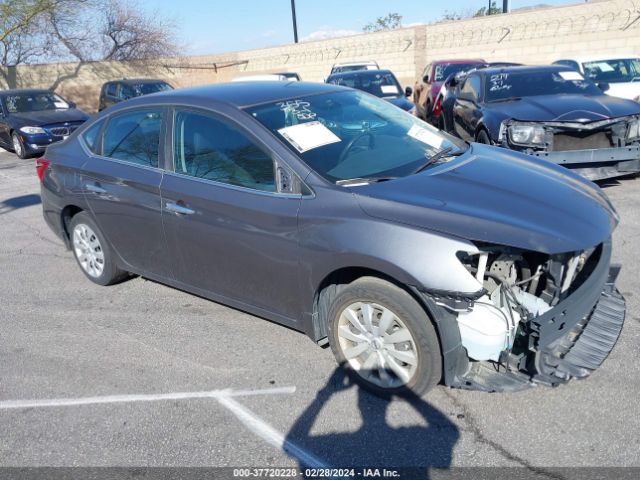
363, 13, 403, 33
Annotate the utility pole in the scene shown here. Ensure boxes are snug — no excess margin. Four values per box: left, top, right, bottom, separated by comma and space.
487, 0, 491, 15
290, 0, 299, 43
503, 0, 511, 13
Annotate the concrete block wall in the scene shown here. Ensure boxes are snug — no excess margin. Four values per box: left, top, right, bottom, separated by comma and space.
1, 0, 638, 112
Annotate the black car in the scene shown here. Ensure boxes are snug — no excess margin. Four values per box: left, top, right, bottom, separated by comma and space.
37, 81, 624, 396
98, 79, 173, 111
0, 89, 89, 159
443, 65, 640, 180
326, 69, 414, 112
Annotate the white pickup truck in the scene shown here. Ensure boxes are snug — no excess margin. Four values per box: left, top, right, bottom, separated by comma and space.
553, 55, 640, 102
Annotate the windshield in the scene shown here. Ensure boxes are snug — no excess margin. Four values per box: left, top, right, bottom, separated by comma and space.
327, 72, 403, 98
133, 82, 173, 96
582, 58, 640, 84
245, 90, 465, 183
485, 70, 602, 102
433, 63, 482, 82
3, 92, 69, 113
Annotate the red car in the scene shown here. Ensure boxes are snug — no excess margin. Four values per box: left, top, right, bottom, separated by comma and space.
413, 59, 485, 123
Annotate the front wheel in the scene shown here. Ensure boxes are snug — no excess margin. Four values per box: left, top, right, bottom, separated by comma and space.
475, 129, 492, 144
327, 277, 442, 397
12, 133, 27, 159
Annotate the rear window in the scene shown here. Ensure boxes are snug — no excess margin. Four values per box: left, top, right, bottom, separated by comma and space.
82, 120, 105, 153
102, 110, 163, 167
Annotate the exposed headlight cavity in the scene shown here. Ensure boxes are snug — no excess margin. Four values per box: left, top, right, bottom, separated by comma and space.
627, 118, 640, 141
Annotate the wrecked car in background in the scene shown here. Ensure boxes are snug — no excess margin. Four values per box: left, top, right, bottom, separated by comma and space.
444, 65, 640, 181
39, 82, 625, 396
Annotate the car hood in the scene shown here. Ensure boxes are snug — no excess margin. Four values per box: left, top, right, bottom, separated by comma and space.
9, 109, 89, 127
484, 94, 640, 122
386, 97, 414, 111
354, 144, 618, 254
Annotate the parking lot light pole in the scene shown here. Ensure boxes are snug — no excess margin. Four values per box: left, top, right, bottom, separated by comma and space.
291, 0, 299, 43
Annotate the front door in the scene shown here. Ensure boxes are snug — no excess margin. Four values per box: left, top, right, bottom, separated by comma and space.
160, 108, 302, 321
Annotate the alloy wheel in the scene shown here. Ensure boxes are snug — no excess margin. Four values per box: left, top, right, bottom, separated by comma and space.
12, 134, 23, 158
72, 223, 105, 278
337, 301, 419, 389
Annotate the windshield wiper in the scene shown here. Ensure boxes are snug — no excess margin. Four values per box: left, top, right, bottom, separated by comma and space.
487, 96, 522, 103
336, 176, 397, 186
412, 146, 462, 174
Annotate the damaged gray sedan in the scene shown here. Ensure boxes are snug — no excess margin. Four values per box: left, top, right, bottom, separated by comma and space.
39, 82, 625, 396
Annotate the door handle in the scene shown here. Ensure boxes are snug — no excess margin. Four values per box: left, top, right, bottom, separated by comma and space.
165, 201, 195, 215
85, 183, 107, 194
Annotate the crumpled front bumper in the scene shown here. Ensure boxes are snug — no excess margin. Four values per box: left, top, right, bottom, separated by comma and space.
441, 239, 625, 392
530, 146, 640, 181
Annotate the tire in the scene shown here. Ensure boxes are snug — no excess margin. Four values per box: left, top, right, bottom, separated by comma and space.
327, 277, 442, 397
69, 212, 127, 286
475, 129, 491, 144
12, 132, 28, 159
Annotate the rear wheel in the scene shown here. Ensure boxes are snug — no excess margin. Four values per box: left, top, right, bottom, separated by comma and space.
69, 212, 127, 286
327, 277, 442, 397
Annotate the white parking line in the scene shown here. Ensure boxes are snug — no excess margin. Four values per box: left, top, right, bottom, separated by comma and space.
217, 394, 328, 468
0, 385, 328, 467
0, 386, 296, 410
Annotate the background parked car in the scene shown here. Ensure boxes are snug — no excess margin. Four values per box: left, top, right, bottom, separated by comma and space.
0, 89, 88, 159
443, 65, 640, 180
326, 69, 414, 112
553, 55, 640, 101
329, 61, 379, 75
413, 59, 485, 122
98, 79, 173, 111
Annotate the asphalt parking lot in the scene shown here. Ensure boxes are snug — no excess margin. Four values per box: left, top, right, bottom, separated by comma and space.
1, 149, 639, 473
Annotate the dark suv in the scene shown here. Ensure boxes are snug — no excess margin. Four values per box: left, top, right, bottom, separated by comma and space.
98, 79, 173, 111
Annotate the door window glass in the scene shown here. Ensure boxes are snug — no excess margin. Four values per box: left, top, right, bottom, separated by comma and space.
173, 110, 275, 192
102, 110, 162, 167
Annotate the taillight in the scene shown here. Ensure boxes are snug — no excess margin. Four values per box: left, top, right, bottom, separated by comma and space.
433, 99, 442, 117
35, 157, 50, 182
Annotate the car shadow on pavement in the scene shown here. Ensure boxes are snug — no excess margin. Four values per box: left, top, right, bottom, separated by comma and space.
285, 369, 459, 472
0, 194, 41, 214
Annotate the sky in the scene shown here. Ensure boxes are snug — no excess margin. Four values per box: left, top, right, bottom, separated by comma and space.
145, 0, 582, 56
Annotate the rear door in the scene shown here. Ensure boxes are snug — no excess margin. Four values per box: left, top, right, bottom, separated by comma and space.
160, 107, 302, 321
80, 107, 170, 278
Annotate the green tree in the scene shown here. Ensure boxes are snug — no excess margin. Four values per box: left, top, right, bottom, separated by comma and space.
363, 12, 402, 32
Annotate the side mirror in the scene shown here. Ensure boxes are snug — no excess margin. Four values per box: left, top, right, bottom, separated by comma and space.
405, 86, 413, 97
422, 75, 429, 83
597, 82, 610, 92
67, 101, 76, 109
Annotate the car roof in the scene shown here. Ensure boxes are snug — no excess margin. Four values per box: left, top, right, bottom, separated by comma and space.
119, 81, 346, 109
107, 78, 169, 85
0, 88, 52, 96
556, 55, 639, 63
432, 59, 485, 65
327, 69, 394, 79
332, 61, 378, 67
